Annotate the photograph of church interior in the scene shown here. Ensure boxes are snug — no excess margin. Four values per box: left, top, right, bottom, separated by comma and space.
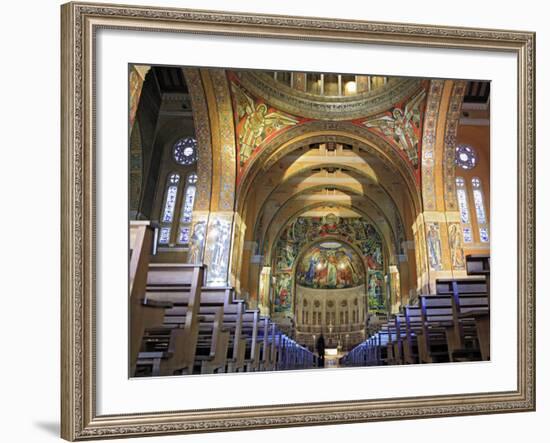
129, 65, 490, 377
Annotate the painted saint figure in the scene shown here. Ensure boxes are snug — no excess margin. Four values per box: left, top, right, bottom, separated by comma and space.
427, 223, 443, 271
448, 223, 465, 269
208, 218, 231, 282
187, 221, 206, 264
326, 254, 338, 288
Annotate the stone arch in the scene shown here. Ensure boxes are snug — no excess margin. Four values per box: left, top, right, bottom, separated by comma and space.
291, 238, 369, 302
182, 68, 213, 212
237, 122, 422, 217
268, 202, 395, 264
270, 212, 393, 317
253, 167, 405, 256
262, 189, 398, 262
234, 126, 421, 297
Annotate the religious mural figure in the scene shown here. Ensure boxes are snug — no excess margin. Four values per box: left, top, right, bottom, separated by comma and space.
292, 218, 307, 240
231, 83, 299, 166
295, 243, 364, 290
327, 255, 338, 287
206, 218, 231, 283
319, 213, 339, 236
361, 89, 426, 166
272, 216, 386, 315
305, 255, 316, 283
426, 222, 443, 271
276, 241, 295, 271
187, 221, 206, 264
448, 223, 465, 270
274, 273, 292, 313
367, 270, 386, 311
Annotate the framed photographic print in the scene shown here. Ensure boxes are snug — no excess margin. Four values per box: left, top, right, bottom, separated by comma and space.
61, 1, 535, 440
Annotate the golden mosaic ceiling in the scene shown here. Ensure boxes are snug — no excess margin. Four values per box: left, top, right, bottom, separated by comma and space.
235, 71, 421, 121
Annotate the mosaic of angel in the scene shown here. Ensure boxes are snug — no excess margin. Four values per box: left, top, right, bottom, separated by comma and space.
362, 89, 426, 166
231, 83, 299, 166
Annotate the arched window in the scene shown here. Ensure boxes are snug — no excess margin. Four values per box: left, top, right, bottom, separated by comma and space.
158, 173, 180, 244
177, 173, 198, 244
472, 177, 490, 242
455, 176, 473, 243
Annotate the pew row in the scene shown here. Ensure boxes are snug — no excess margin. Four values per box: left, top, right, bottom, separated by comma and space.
132, 262, 316, 376
341, 255, 490, 367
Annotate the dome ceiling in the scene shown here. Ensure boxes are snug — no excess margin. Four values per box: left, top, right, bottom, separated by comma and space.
234, 70, 422, 121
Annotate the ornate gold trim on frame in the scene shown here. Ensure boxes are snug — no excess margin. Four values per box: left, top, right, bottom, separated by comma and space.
61, 1, 535, 440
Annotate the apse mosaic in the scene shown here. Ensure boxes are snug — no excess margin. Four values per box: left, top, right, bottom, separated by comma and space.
272, 214, 386, 314
274, 214, 384, 272
296, 242, 364, 290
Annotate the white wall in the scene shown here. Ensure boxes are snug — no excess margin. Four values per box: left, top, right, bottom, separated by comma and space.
0, 0, 546, 442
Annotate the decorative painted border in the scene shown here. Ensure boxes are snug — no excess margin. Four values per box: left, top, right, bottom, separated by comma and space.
208, 70, 237, 211
421, 79, 445, 211
61, 2, 535, 440
443, 81, 467, 211
182, 68, 213, 212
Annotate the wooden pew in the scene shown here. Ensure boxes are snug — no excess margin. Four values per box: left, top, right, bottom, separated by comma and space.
139, 273, 264, 375
465, 254, 490, 276
157, 304, 232, 375
135, 264, 206, 376
402, 305, 431, 364
387, 315, 408, 365
342, 255, 491, 368
134, 261, 318, 376
129, 221, 157, 373
465, 255, 490, 360
436, 277, 490, 361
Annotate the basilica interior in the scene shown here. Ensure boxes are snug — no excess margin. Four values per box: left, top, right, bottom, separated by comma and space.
129, 65, 490, 376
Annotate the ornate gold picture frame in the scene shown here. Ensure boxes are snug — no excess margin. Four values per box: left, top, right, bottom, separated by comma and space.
61, 1, 535, 440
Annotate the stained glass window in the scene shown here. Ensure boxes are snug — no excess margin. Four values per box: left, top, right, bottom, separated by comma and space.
158, 227, 171, 244
178, 227, 191, 244
181, 186, 196, 224
462, 227, 473, 243
161, 174, 180, 223
455, 144, 477, 170
455, 176, 473, 243
177, 173, 198, 244
172, 137, 198, 165
472, 177, 489, 242
157, 173, 181, 245
480, 228, 490, 243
